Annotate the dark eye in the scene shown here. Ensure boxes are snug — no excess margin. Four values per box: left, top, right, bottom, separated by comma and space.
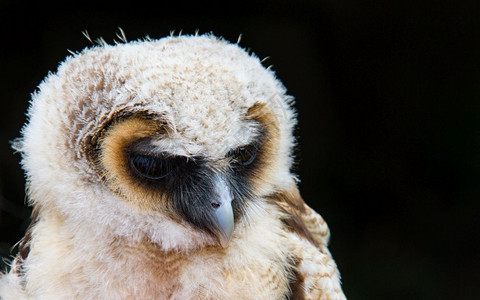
228, 144, 258, 166
128, 152, 176, 180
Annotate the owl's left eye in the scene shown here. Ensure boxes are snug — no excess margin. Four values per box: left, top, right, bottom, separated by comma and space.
228, 144, 258, 166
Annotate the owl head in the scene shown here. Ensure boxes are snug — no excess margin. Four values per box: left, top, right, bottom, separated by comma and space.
16, 34, 298, 250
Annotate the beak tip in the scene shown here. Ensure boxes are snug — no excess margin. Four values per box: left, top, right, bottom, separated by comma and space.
219, 234, 231, 248
216, 214, 234, 248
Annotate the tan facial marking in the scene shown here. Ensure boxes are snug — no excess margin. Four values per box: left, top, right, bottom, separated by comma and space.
244, 102, 281, 194
99, 117, 169, 211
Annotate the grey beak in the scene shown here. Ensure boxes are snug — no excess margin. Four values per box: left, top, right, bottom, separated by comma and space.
211, 178, 234, 248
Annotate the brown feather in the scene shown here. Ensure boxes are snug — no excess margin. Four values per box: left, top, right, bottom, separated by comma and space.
288, 258, 306, 300
13, 207, 39, 276
267, 188, 319, 248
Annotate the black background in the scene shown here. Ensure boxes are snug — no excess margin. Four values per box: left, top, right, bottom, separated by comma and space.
1, 1, 479, 299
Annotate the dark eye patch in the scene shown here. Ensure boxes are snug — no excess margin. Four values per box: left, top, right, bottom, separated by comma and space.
122, 136, 262, 236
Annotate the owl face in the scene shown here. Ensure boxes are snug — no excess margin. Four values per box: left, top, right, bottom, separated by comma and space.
97, 102, 279, 246
19, 35, 297, 249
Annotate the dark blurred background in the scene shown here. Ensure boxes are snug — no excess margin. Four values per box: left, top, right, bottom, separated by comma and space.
1, 1, 479, 299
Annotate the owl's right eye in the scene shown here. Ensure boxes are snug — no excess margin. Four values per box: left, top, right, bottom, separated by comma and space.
128, 152, 174, 180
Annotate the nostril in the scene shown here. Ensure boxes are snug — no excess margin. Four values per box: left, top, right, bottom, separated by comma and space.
211, 202, 221, 209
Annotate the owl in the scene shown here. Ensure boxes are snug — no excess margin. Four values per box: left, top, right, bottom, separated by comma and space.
0, 34, 345, 299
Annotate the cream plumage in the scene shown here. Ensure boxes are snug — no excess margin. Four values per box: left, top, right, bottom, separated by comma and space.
0, 34, 346, 299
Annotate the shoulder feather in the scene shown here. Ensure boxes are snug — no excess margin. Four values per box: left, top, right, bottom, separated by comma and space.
11, 207, 39, 277
267, 186, 330, 248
